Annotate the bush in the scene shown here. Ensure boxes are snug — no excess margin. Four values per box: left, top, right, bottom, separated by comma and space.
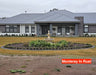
57, 40, 68, 47
10, 69, 26, 73
66, 65, 72, 68
84, 33, 89, 37
29, 40, 69, 48
55, 68, 61, 72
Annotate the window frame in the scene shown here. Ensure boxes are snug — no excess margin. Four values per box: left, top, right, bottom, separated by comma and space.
5, 25, 19, 33
31, 26, 35, 33
25, 26, 29, 33
84, 25, 89, 33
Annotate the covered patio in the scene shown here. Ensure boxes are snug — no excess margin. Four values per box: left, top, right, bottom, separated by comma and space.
36, 23, 79, 36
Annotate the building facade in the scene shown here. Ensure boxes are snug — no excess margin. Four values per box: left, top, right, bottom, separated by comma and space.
0, 10, 96, 36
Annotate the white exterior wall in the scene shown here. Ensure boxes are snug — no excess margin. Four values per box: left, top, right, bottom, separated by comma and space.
20, 24, 36, 35
35, 25, 37, 34
20, 24, 25, 34
29, 25, 31, 34
0, 24, 37, 35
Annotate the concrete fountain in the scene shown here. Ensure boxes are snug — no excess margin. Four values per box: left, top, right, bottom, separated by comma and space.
44, 30, 54, 43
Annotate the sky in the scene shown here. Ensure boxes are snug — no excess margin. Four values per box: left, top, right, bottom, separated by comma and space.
0, 0, 96, 17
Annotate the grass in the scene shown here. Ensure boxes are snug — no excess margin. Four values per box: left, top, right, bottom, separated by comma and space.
0, 37, 96, 57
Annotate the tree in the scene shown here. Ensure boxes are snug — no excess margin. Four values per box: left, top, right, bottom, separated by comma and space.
50, 8, 58, 12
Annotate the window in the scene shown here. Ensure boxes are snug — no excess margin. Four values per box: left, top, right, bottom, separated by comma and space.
31, 26, 35, 33
84, 25, 88, 33
5, 25, 19, 33
58, 27, 62, 33
10, 25, 14, 32
14, 28, 17, 32
14, 25, 18, 32
6, 25, 9, 32
65, 27, 70, 33
52, 28, 56, 31
25, 26, 29, 33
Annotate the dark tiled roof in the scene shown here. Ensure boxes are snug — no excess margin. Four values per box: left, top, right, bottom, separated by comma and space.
0, 10, 96, 24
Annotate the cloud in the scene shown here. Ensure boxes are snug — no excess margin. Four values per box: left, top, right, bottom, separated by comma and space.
0, 0, 96, 17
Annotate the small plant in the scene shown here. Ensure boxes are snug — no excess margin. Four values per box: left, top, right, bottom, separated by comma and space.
26, 59, 31, 62
84, 33, 89, 37
21, 70, 26, 73
17, 69, 22, 72
30, 71, 33, 73
10, 69, 26, 73
10, 69, 17, 73
44, 73, 48, 75
66, 65, 72, 68
55, 68, 60, 72
92, 68, 96, 72
21, 65, 27, 68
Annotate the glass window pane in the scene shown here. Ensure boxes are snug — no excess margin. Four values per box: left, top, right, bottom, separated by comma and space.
65, 27, 70, 33
14, 28, 17, 32
6, 25, 9, 27
6, 28, 9, 32
58, 27, 62, 33
10, 28, 13, 32
14, 25, 17, 27
85, 25, 88, 27
31, 26, 35, 33
25, 26, 29, 33
84, 27, 88, 32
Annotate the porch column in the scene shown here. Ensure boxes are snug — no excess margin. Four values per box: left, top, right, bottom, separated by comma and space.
29, 25, 31, 34
69, 26, 72, 34
36, 24, 40, 36
50, 24, 52, 36
75, 24, 78, 36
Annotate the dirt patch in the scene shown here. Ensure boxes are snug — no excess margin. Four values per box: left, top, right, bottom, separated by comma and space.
0, 55, 96, 75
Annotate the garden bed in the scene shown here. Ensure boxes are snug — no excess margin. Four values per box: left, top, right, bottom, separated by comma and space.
3, 40, 92, 50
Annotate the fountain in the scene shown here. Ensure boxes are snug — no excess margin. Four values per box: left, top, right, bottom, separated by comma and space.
44, 30, 54, 43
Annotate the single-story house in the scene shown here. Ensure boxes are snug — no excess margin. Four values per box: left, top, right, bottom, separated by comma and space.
0, 9, 96, 36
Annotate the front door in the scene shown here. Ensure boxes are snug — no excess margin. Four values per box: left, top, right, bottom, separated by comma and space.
41, 25, 49, 35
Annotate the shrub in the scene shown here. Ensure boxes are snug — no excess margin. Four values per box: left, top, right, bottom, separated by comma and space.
55, 68, 61, 72
57, 40, 68, 46
29, 40, 51, 47
10, 69, 26, 73
29, 40, 69, 48
84, 33, 89, 37
10, 70, 17, 73
12, 34, 15, 36
21, 65, 27, 68
66, 65, 72, 68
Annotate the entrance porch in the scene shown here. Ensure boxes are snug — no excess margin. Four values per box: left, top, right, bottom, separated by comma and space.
36, 23, 79, 36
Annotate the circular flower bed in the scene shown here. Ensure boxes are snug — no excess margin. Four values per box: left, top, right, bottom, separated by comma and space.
4, 40, 92, 50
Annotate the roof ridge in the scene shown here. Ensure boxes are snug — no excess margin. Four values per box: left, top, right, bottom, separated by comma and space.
21, 13, 44, 14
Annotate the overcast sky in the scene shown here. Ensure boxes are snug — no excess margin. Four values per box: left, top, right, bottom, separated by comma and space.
0, 0, 96, 17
